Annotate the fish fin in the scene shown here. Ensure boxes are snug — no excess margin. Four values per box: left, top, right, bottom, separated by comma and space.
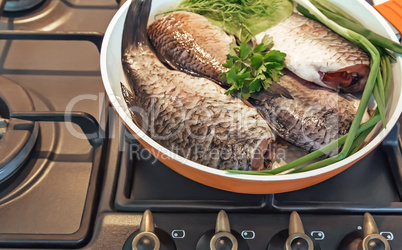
264, 117, 287, 140
121, 0, 152, 53
150, 45, 203, 75
171, 66, 233, 89
121, 82, 147, 129
156, 52, 233, 88
158, 58, 176, 71
120, 82, 135, 106
154, 50, 211, 79
164, 58, 189, 72
340, 93, 358, 102
250, 82, 293, 102
267, 81, 293, 99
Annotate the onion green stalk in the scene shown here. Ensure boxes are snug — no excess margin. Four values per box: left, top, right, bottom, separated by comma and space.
304, 0, 359, 23
373, 68, 386, 127
292, 56, 392, 174
352, 56, 392, 155
290, 119, 379, 173
297, 0, 402, 54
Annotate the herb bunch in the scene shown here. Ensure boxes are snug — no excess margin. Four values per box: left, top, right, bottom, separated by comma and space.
165, 0, 293, 43
220, 35, 286, 99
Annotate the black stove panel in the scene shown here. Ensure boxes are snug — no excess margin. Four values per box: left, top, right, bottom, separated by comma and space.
275, 146, 400, 203
89, 213, 402, 250
115, 126, 402, 212
115, 135, 268, 212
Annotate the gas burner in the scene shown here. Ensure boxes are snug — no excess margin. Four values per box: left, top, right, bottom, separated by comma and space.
0, 78, 38, 184
3, 0, 46, 12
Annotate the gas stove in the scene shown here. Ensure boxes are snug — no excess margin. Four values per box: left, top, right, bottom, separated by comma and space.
0, 0, 400, 249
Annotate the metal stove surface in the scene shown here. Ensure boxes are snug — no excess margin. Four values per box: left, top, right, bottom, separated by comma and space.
0, 0, 401, 250
0, 0, 117, 248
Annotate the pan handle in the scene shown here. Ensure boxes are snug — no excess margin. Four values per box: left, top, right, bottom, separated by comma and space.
373, 0, 402, 36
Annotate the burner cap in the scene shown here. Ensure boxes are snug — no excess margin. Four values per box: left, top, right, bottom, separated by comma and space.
4, 0, 45, 12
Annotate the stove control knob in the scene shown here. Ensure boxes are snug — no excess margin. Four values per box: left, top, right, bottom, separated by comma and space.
210, 210, 238, 250
267, 211, 320, 250
284, 211, 314, 250
123, 210, 176, 250
132, 210, 160, 250
196, 210, 249, 250
359, 213, 390, 250
338, 213, 390, 250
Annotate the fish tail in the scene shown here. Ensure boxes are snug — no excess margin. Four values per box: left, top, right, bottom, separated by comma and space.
121, 0, 152, 53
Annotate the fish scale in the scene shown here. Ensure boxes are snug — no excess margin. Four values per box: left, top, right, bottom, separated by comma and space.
148, 11, 232, 85
251, 74, 361, 153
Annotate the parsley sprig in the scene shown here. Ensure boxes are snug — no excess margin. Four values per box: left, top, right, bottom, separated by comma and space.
220, 35, 286, 99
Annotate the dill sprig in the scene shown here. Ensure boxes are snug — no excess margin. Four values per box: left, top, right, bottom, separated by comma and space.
165, 0, 293, 43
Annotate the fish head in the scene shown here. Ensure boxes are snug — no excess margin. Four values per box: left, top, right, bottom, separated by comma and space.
320, 64, 370, 93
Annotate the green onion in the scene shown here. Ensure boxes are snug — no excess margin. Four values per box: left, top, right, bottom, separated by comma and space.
305, 0, 360, 23
373, 68, 386, 127
290, 117, 380, 173
297, 0, 402, 54
291, 55, 392, 174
